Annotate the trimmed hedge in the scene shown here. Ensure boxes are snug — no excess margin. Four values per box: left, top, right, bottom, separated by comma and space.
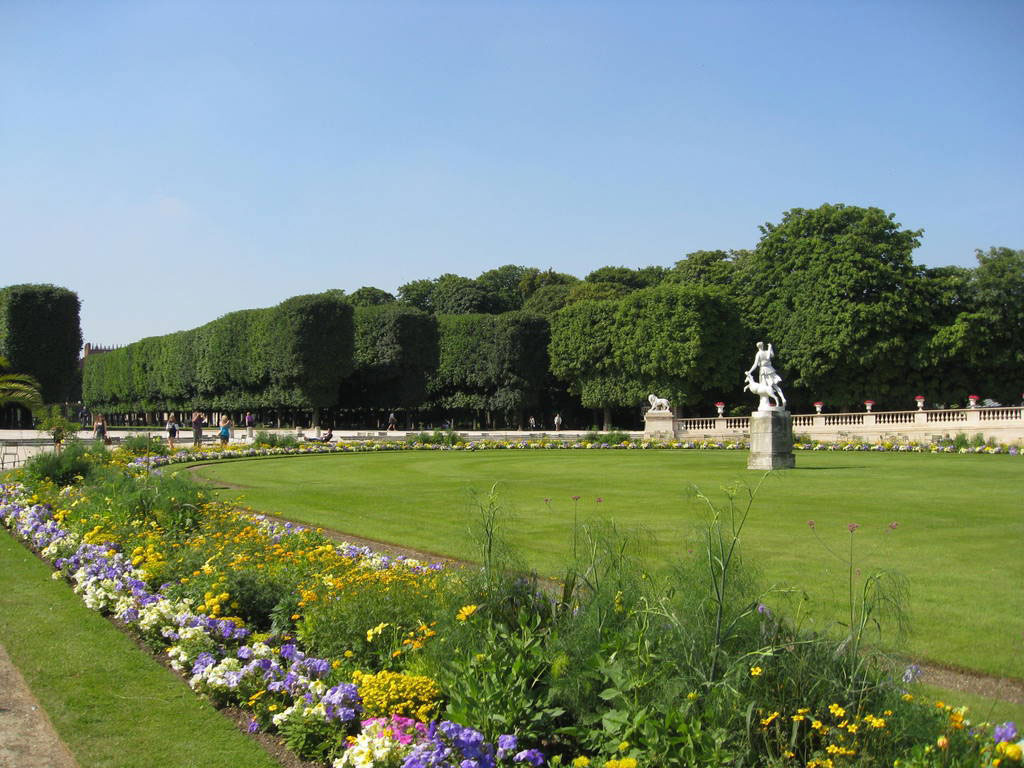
0, 283, 82, 403
83, 292, 353, 413
339, 304, 439, 409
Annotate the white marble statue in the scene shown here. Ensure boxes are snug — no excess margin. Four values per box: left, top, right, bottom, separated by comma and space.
647, 394, 671, 413
744, 342, 787, 410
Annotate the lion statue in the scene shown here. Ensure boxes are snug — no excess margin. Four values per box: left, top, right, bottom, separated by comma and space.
647, 394, 671, 413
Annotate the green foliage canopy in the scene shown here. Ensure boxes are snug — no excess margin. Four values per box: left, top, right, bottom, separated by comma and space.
340, 304, 439, 409
740, 204, 926, 409
0, 284, 82, 403
83, 292, 353, 413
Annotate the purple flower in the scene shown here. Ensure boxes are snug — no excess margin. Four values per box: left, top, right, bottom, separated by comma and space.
497, 734, 517, 759
902, 663, 922, 683
279, 643, 298, 660
514, 749, 545, 766
994, 721, 1018, 743
247, 718, 261, 733
756, 602, 771, 616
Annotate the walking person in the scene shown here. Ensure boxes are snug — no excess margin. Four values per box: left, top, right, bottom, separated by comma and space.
244, 411, 255, 441
218, 415, 232, 447
387, 412, 397, 431
553, 413, 562, 431
191, 411, 205, 448
93, 413, 108, 445
166, 414, 178, 451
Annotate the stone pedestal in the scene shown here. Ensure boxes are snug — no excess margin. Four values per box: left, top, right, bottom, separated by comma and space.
644, 410, 675, 438
747, 408, 795, 470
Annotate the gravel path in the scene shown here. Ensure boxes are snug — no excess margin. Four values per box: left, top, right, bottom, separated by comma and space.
0, 643, 79, 768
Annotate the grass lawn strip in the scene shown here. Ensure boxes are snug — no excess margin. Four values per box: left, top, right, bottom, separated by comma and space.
194, 449, 1024, 679
0, 529, 283, 768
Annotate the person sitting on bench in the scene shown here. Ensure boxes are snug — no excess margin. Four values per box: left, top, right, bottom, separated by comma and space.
305, 427, 333, 443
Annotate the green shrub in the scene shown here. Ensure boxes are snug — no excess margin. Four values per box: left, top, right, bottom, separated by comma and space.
21, 442, 98, 486
120, 433, 170, 456
253, 430, 298, 448
583, 430, 632, 444
406, 430, 464, 446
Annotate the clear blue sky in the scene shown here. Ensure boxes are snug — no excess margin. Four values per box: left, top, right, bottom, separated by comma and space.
3, 1, 1022, 346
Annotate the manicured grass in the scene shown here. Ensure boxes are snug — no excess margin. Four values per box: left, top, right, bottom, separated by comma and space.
195, 450, 1024, 679
0, 530, 282, 768
913, 683, 1024, 727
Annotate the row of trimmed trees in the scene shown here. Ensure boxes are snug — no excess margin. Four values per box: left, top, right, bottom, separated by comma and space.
6, 203, 1022, 430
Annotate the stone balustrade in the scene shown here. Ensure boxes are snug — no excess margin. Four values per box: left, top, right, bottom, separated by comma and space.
657, 406, 1024, 444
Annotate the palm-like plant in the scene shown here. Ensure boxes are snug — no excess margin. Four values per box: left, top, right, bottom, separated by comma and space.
0, 355, 44, 412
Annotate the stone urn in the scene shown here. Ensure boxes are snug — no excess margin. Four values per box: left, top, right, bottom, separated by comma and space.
864, 400, 874, 412
968, 394, 979, 408
915, 396, 925, 411
813, 401, 823, 414
715, 401, 725, 417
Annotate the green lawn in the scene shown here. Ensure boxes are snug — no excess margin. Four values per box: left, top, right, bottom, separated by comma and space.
195, 449, 1024, 681
0, 530, 282, 768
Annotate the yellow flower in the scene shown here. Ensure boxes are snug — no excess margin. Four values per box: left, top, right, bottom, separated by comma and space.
617, 741, 630, 752
686, 691, 698, 700
572, 758, 591, 767
760, 711, 780, 726
456, 604, 479, 621
749, 666, 763, 677
1004, 743, 1023, 761
828, 703, 846, 718
936, 735, 949, 750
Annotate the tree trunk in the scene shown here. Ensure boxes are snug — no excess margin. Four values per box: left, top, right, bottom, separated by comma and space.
603, 405, 612, 432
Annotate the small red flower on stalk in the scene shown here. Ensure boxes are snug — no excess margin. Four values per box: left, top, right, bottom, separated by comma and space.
807, 520, 815, 529
571, 495, 581, 501
848, 523, 860, 533
595, 497, 603, 503
888, 521, 899, 530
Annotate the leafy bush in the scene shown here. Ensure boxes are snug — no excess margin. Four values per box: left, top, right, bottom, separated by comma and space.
119, 433, 169, 456
21, 442, 98, 486
253, 430, 298, 448
583, 430, 632, 444
406, 430, 464, 446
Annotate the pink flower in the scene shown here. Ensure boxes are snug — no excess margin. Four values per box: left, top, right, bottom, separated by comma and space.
571, 495, 581, 501
888, 521, 899, 530
807, 520, 815, 529
848, 523, 860, 533
595, 497, 603, 503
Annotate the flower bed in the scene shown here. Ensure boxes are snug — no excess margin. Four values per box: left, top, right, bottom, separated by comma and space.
124, 434, 1019, 474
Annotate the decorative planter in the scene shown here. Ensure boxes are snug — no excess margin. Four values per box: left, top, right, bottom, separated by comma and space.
915, 396, 925, 411
715, 402, 725, 417
968, 395, 979, 408
864, 400, 875, 412
813, 401, 823, 414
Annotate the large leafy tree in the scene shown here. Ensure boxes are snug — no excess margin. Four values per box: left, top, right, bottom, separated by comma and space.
739, 204, 926, 410
549, 299, 635, 429
397, 279, 437, 313
612, 284, 749, 410
925, 248, 1024, 403
476, 265, 530, 313
346, 286, 396, 307
666, 250, 747, 289
432, 274, 496, 315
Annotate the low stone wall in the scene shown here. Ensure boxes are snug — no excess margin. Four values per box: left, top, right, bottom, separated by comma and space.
660, 407, 1024, 444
